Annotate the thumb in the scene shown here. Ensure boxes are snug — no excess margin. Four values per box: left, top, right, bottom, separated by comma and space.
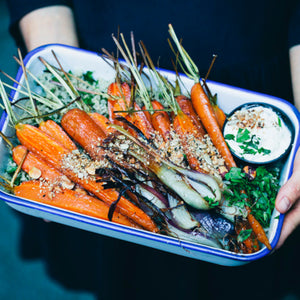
276, 147, 300, 214
275, 200, 300, 249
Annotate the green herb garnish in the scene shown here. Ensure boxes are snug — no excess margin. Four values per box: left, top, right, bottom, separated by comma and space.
224, 134, 235, 140
83, 71, 97, 85
237, 229, 253, 243
204, 196, 219, 208
236, 128, 251, 143
224, 166, 280, 227
225, 128, 271, 156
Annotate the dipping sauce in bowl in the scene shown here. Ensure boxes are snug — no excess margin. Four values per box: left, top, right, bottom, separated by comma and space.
223, 103, 294, 165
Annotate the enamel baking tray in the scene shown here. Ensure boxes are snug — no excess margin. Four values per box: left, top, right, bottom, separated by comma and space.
0, 44, 299, 266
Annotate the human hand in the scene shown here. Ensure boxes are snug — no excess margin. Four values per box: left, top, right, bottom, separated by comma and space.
275, 146, 300, 248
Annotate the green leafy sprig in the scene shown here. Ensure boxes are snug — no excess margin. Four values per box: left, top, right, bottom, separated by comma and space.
224, 166, 280, 228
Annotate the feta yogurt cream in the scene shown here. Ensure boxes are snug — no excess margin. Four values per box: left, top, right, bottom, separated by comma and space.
223, 103, 293, 164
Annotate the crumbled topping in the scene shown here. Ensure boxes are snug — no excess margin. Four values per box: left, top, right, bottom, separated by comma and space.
61, 149, 110, 180
228, 108, 265, 129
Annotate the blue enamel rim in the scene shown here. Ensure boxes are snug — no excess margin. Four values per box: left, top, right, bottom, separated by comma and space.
0, 43, 299, 263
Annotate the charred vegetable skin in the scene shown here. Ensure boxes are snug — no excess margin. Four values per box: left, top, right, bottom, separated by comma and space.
15, 122, 158, 232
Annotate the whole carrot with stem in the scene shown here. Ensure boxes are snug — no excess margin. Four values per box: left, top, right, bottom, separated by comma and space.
168, 24, 236, 170
138, 39, 211, 172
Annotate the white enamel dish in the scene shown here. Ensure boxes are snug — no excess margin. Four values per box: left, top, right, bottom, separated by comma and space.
0, 44, 299, 266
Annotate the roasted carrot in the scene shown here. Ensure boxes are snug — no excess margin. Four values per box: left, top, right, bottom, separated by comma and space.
168, 25, 236, 169
107, 82, 131, 104
15, 122, 158, 232
141, 105, 152, 124
89, 112, 116, 136
246, 206, 272, 250
212, 104, 226, 130
61, 108, 106, 159
16, 123, 70, 167
173, 113, 206, 173
176, 95, 206, 136
14, 180, 141, 229
39, 120, 77, 151
201, 80, 226, 130
240, 189, 272, 250
235, 219, 260, 254
107, 82, 131, 123
107, 82, 155, 138
13, 145, 64, 181
191, 83, 236, 169
150, 100, 171, 141
131, 102, 155, 139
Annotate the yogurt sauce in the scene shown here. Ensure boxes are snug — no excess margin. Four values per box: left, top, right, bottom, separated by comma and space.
223, 105, 292, 163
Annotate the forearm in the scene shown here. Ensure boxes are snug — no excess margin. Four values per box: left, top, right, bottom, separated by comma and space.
19, 5, 79, 52
289, 44, 300, 110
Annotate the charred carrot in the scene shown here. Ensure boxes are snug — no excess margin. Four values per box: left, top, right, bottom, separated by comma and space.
16, 123, 70, 167
14, 181, 141, 229
173, 112, 206, 173
107, 82, 131, 123
176, 95, 206, 136
61, 108, 106, 159
107, 82, 155, 138
235, 219, 260, 253
246, 206, 272, 250
89, 112, 116, 136
13, 145, 64, 181
39, 120, 77, 151
15, 123, 158, 232
131, 102, 155, 139
150, 100, 171, 141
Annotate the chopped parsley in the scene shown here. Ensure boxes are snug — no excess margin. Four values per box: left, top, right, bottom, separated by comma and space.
278, 116, 282, 127
225, 128, 271, 156
224, 166, 280, 228
204, 196, 219, 208
82, 71, 97, 85
237, 229, 253, 243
